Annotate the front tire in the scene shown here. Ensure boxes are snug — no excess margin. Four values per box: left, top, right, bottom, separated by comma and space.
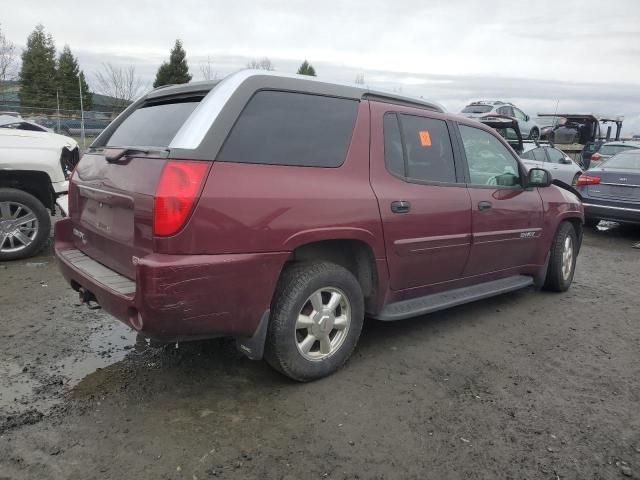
0, 188, 51, 261
264, 261, 364, 382
543, 222, 577, 292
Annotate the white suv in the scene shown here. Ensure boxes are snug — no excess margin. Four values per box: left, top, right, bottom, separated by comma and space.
461, 101, 540, 140
0, 127, 78, 260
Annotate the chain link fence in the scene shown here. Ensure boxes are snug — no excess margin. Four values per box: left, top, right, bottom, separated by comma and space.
0, 103, 124, 151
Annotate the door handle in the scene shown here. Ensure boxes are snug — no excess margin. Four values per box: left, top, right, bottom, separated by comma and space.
478, 201, 493, 211
391, 200, 411, 214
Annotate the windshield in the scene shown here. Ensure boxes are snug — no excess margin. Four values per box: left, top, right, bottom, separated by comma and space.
602, 152, 640, 170
462, 105, 492, 114
105, 96, 203, 148
599, 144, 638, 156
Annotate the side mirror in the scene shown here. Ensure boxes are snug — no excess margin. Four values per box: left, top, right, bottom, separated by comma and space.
525, 114, 530, 122
560, 157, 572, 165
528, 168, 552, 187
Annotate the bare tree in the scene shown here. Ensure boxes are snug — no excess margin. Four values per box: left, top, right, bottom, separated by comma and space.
354, 73, 365, 85
0, 24, 17, 104
199, 56, 217, 81
94, 62, 146, 111
246, 57, 274, 71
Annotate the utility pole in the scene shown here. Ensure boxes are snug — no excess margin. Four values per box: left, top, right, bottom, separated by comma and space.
56, 90, 61, 133
78, 77, 85, 149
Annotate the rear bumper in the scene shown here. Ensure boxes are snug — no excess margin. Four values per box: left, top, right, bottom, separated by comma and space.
54, 218, 288, 341
582, 201, 640, 224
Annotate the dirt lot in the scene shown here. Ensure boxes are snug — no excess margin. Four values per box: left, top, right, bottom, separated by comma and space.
1, 224, 639, 479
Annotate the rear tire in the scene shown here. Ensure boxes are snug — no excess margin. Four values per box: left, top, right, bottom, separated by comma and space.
0, 188, 51, 261
529, 127, 540, 140
264, 261, 364, 382
543, 222, 577, 292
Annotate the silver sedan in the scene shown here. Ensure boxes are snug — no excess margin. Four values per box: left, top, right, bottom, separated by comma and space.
520, 143, 583, 185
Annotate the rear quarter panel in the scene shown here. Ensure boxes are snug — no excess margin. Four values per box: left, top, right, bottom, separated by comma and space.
156, 101, 386, 259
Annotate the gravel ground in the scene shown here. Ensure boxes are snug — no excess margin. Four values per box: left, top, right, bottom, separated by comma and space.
0, 224, 639, 479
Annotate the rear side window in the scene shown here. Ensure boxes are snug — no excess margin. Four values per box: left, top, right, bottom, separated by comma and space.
217, 91, 358, 167
383, 113, 456, 183
106, 97, 202, 147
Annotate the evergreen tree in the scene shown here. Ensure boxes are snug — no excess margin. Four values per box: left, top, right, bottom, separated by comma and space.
57, 45, 92, 110
296, 60, 316, 76
18, 24, 57, 109
153, 39, 192, 87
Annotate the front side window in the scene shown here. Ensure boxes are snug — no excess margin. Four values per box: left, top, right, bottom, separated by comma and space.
217, 91, 358, 167
522, 147, 547, 162
546, 148, 565, 164
459, 125, 521, 187
513, 108, 527, 121
383, 113, 457, 183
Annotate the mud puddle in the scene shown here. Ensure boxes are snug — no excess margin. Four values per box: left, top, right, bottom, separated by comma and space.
0, 318, 139, 417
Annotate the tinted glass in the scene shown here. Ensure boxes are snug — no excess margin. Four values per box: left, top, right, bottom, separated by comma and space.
383, 113, 404, 177
459, 125, 520, 187
398, 114, 456, 183
602, 152, 640, 170
462, 105, 492, 114
218, 91, 358, 167
106, 98, 202, 147
546, 148, 565, 164
599, 144, 638, 156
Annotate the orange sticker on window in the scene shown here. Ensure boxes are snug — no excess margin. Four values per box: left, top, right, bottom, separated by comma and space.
418, 130, 432, 147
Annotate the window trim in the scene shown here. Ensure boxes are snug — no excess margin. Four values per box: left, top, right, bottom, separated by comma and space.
381, 111, 465, 187
452, 122, 528, 190
215, 88, 359, 168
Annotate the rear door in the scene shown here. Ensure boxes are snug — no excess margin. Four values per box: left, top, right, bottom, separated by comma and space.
455, 123, 544, 276
521, 146, 546, 171
69, 94, 206, 279
369, 102, 472, 291
545, 147, 579, 184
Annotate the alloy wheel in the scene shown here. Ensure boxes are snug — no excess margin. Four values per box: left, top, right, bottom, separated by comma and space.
0, 201, 39, 254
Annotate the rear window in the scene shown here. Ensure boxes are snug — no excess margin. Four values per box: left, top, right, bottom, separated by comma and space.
217, 91, 358, 167
105, 97, 202, 148
599, 144, 638, 156
602, 152, 640, 170
462, 105, 492, 114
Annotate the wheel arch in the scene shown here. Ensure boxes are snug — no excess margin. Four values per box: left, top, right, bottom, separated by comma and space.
0, 170, 55, 211
285, 237, 380, 313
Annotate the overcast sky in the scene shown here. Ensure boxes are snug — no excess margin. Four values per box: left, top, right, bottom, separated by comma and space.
4, 0, 640, 132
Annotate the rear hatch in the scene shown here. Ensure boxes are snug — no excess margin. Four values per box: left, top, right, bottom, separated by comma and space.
68, 93, 207, 279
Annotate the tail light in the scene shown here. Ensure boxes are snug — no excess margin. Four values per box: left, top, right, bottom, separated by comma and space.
591, 152, 602, 162
576, 174, 601, 186
153, 160, 208, 236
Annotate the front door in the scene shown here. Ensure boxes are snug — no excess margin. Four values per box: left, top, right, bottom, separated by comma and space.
456, 123, 544, 277
369, 102, 472, 291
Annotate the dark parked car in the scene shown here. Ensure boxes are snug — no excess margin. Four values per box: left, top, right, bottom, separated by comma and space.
577, 149, 640, 226
55, 71, 584, 381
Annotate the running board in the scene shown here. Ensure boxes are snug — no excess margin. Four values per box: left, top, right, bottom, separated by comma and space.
374, 275, 534, 321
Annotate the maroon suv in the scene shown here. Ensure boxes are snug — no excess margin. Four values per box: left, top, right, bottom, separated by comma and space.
55, 70, 584, 381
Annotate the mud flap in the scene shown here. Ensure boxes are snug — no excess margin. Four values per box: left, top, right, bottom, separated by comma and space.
56, 194, 69, 217
235, 310, 270, 360
533, 252, 550, 290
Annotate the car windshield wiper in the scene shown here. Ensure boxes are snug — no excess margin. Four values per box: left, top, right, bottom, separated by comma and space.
104, 147, 169, 163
